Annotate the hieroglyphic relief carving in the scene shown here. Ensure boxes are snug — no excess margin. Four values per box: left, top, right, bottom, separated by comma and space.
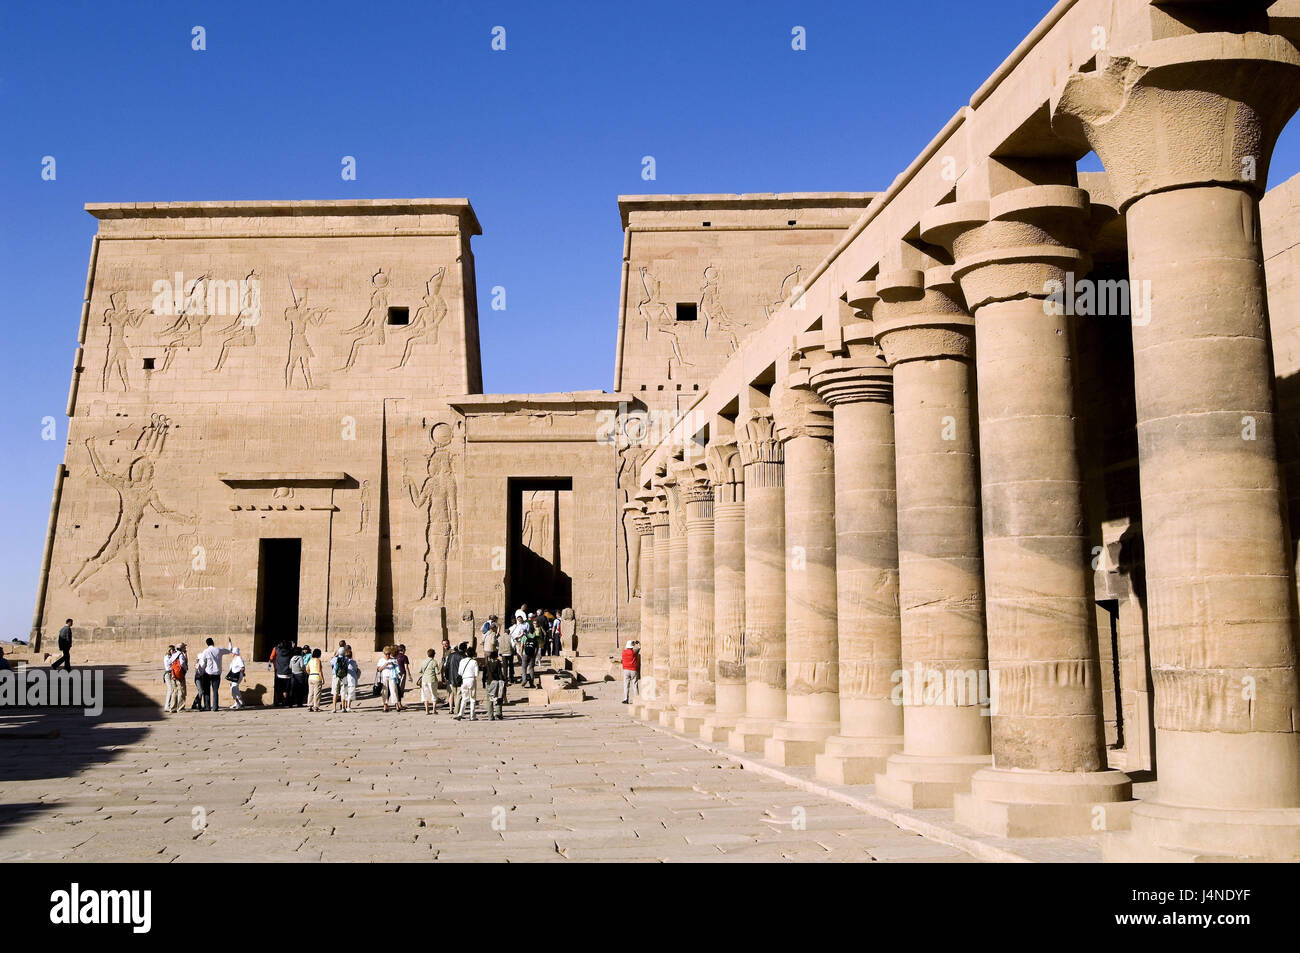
393, 268, 448, 369
340, 554, 372, 608
157, 274, 210, 373
100, 290, 151, 391
162, 529, 230, 596
617, 444, 648, 600
339, 269, 388, 371
637, 266, 693, 371
282, 280, 331, 389
522, 489, 558, 594
212, 270, 260, 371
404, 420, 459, 603
348, 479, 372, 536
68, 415, 196, 606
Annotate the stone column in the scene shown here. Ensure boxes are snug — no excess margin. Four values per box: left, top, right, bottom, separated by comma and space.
872, 269, 993, 808
701, 438, 746, 742
638, 484, 671, 721
1053, 31, 1300, 860
662, 465, 690, 722
729, 408, 786, 753
629, 495, 656, 719
766, 349, 840, 766
675, 460, 716, 734
920, 173, 1133, 837
810, 314, 904, 784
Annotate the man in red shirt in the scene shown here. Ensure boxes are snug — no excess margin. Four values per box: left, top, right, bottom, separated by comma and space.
621, 640, 641, 704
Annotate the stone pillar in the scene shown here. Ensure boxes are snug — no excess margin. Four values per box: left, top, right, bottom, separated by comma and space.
629, 496, 655, 719
662, 465, 690, 722
701, 438, 746, 742
765, 349, 840, 766
810, 314, 904, 784
729, 408, 786, 753
639, 484, 671, 721
920, 173, 1133, 837
675, 460, 716, 734
1053, 31, 1300, 860
872, 269, 993, 808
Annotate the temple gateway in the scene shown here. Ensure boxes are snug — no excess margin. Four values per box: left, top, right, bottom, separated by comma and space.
29, 2, 1300, 862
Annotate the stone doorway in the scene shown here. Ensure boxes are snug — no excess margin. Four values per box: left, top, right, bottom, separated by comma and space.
506, 478, 573, 616
254, 538, 302, 660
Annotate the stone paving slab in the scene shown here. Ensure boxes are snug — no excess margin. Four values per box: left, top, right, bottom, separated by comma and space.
0, 682, 987, 862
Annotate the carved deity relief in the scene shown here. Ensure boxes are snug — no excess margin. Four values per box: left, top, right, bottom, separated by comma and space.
282, 281, 331, 389
617, 445, 648, 600
340, 554, 371, 608
394, 268, 448, 369
765, 264, 803, 320
100, 290, 151, 391
212, 270, 260, 372
699, 264, 738, 352
162, 529, 230, 597
522, 489, 559, 594
68, 415, 197, 606
157, 273, 211, 373
404, 420, 460, 604
339, 269, 389, 371
637, 265, 693, 373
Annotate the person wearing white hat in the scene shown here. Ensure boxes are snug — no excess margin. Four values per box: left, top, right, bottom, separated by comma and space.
227, 646, 246, 710
621, 640, 641, 704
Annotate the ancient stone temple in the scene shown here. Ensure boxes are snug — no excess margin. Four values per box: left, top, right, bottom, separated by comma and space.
28, 0, 1300, 863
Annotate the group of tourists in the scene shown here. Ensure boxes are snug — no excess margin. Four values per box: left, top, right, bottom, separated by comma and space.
155, 605, 573, 717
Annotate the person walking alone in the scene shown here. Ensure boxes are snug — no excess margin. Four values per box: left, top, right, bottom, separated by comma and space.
52, 619, 74, 671
621, 640, 641, 704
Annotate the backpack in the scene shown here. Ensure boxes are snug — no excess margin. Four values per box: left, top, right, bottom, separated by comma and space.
333, 656, 349, 679
523, 638, 538, 660
290, 655, 305, 675
449, 654, 463, 688
169, 656, 184, 679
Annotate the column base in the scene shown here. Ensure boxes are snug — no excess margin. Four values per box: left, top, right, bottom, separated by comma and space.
728, 717, 776, 754
764, 720, 839, 767
876, 752, 991, 809
953, 767, 1134, 837
673, 704, 713, 735
1103, 801, 1300, 862
700, 710, 741, 743
656, 706, 679, 727
637, 702, 666, 723
814, 735, 903, 786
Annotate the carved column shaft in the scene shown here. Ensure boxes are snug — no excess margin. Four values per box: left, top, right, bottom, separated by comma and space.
811, 332, 904, 783
729, 409, 786, 752
664, 473, 689, 713
684, 471, 716, 713
704, 439, 746, 739
648, 492, 671, 709
766, 364, 840, 766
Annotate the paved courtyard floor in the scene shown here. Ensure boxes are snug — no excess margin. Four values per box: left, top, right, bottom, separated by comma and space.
0, 678, 977, 863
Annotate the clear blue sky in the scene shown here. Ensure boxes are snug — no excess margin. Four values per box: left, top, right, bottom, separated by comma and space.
2, 0, 1298, 640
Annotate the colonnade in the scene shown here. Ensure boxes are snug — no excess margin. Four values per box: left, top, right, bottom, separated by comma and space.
628, 23, 1300, 861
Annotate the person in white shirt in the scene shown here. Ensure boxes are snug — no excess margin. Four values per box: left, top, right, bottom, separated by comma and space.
228, 647, 246, 710
163, 644, 178, 711
455, 652, 480, 721
196, 638, 234, 712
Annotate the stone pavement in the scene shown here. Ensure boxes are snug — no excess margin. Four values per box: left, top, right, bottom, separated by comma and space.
0, 678, 977, 863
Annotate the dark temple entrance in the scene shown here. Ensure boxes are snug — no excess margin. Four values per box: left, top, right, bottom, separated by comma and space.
254, 538, 302, 661
506, 478, 573, 616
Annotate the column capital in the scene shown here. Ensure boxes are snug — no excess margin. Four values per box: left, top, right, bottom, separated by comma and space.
705, 438, 745, 504
737, 408, 784, 487
810, 322, 892, 405
659, 465, 687, 537
919, 185, 1091, 311
772, 345, 834, 443
679, 460, 714, 521
627, 496, 655, 537
872, 265, 975, 367
646, 484, 670, 529
1051, 32, 1300, 212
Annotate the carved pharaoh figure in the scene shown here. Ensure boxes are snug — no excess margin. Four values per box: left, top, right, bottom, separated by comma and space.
282, 283, 331, 389
637, 265, 693, 371
405, 421, 459, 604
340, 269, 389, 371
157, 274, 211, 373
100, 290, 151, 391
68, 415, 196, 606
699, 264, 737, 351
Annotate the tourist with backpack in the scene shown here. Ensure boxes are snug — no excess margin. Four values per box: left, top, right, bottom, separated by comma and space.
289, 647, 308, 707
269, 641, 293, 707
483, 650, 506, 721
521, 628, 540, 689
444, 642, 465, 712
331, 650, 350, 712
377, 646, 403, 712
344, 647, 360, 711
